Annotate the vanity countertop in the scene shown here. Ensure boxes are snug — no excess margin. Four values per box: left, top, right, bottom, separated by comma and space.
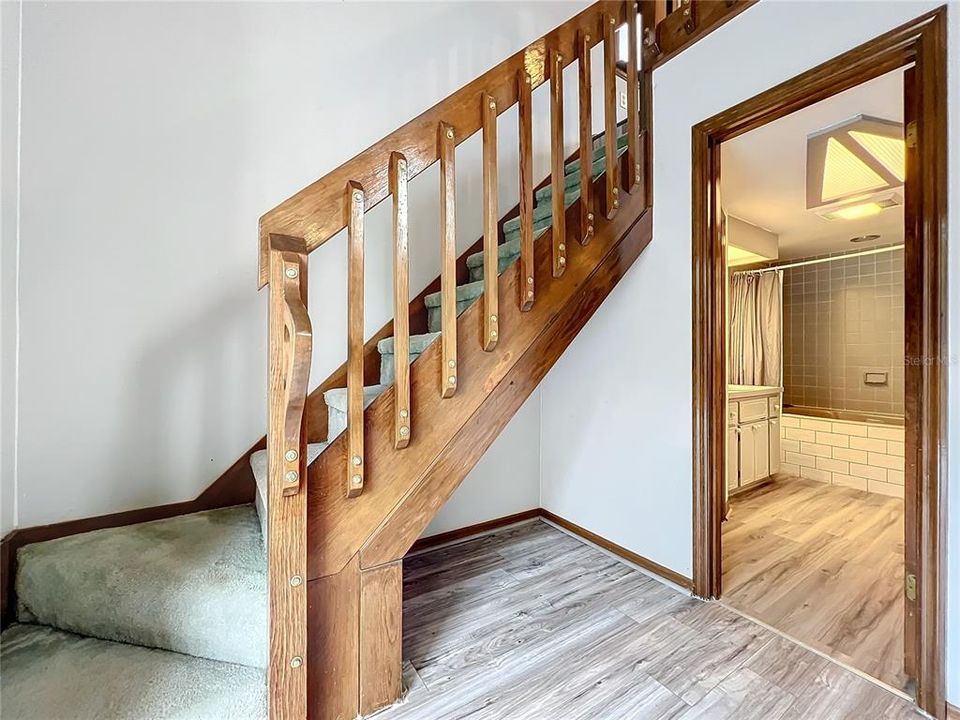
728, 384, 782, 400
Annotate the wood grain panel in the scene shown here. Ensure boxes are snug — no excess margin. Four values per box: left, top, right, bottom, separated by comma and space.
651, 0, 756, 70
390, 153, 411, 450
481, 95, 499, 351
577, 31, 595, 245
307, 554, 359, 720
517, 70, 536, 310
602, 13, 620, 220
625, 0, 640, 193
346, 183, 366, 498
359, 561, 403, 716
549, 49, 567, 277
360, 203, 652, 569
267, 235, 311, 720
438, 123, 458, 399
258, 2, 627, 287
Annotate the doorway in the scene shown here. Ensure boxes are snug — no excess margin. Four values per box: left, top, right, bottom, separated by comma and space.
690, 9, 947, 719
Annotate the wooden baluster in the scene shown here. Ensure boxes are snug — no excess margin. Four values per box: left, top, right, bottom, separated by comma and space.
626, 0, 641, 193
603, 12, 620, 219
481, 95, 499, 350
578, 30, 595, 245
346, 182, 365, 497
266, 234, 312, 720
517, 70, 535, 311
390, 153, 411, 449
438, 123, 457, 397
550, 49, 566, 277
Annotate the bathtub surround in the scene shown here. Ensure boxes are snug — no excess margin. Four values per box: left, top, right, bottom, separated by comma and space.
782, 246, 904, 415
780, 412, 905, 497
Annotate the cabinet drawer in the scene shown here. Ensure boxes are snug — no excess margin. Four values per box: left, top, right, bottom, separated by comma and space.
727, 402, 739, 427
768, 397, 781, 417
739, 398, 768, 423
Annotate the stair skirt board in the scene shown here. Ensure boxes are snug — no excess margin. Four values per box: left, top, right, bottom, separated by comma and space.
15, 505, 266, 669
0, 624, 265, 720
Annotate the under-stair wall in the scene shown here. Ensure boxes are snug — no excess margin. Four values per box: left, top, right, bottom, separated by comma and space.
3, 1, 591, 533
539, 0, 960, 709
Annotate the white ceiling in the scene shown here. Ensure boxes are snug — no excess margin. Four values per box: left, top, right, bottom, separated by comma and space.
720, 68, 904, 261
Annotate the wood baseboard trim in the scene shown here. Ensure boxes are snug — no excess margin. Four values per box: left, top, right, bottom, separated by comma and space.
539, 509, 694, 591
407, 509, 541, 555
407, 508, 692, 593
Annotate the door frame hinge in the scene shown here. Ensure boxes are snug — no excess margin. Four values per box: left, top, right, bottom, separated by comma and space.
905, 572, 917, 602
905, 120, 917, 149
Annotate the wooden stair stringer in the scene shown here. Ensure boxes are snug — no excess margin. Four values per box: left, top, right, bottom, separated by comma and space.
360, 208, 653, 569
304, 173, 648, 583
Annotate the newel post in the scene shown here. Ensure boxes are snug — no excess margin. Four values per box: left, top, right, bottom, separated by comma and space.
266, 233, 312, 720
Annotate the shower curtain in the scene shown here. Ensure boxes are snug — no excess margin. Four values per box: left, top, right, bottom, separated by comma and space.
729, 271, 782, 386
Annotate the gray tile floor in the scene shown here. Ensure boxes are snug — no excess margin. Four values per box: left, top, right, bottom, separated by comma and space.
376, 520, 922, 720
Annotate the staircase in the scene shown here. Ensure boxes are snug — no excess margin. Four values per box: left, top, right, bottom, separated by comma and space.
0, 1, 683, 718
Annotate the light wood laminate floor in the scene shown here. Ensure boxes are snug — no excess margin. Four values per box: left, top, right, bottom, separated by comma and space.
722, 477, 907, 693
375, 518, 920, 719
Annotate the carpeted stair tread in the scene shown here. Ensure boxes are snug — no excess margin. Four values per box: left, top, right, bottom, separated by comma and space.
423, 279, 485, 309
564, 131, 629, 175
377, 332, 441, 355
323, 384, 388, 413
250, 443, 326, 537
0, 623, 265, 720
15, 505, 265, 669
503, 187, 582, 235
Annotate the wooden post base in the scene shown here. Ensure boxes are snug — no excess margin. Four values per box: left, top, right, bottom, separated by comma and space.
307, 555, 403, 720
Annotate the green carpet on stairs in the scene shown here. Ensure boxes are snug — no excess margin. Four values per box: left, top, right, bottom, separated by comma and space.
16, 505, 266, 668
0, 624, 265, 720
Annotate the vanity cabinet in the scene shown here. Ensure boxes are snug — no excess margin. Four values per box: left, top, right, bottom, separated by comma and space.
727, 386, 781, 495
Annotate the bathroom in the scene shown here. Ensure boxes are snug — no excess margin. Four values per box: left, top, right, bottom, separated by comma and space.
716, 67, 910, 695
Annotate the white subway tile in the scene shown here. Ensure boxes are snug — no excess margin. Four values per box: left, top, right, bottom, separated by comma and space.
781, 415, 801, 428
781, 438, 800, 453
800, 466, 832, 483
868, 452, 904, 471
886, 440, 904, 457
780, 462, 801, 477
831, 422, 869, 437
784, 428, 816, 442
849, 463, 887, 482
832, 447, 869, 464
800, 442, 832, 458
868, 480, 904, 498
867, 426, 905, 442
850, 436, 887, 453
800, 418, 833, 432
886, 469, 905, 486
816, 457, 850, 474
785, 452, 816, 468
815, 431, 849, 448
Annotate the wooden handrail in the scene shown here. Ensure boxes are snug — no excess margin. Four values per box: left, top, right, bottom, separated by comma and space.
257, 1, 630, 288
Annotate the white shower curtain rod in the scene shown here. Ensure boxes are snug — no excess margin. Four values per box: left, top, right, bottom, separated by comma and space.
733, 243, 904, 275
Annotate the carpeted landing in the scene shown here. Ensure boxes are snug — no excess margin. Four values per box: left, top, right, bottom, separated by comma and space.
1, 506, 267, 720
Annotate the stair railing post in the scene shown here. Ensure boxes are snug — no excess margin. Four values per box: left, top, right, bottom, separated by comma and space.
346, 183, 366, 497
266, 233, 312, 720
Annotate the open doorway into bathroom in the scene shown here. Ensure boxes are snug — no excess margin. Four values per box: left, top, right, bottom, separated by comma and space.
689, 11, 947, 719
721, 68, 908, 692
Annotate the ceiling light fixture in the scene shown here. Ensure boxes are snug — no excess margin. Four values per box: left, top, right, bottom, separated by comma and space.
807, 115, 904, 220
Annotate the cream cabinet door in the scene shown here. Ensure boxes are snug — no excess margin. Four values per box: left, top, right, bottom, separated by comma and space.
768, 417, 781, 475
726, 425, 739, 494
750, 420, 770, 483
739, 423, 756, 487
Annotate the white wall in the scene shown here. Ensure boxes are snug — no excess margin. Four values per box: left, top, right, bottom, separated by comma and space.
0, 0, 21, 538
6, 1, 593, 531
540, 0, 958, 704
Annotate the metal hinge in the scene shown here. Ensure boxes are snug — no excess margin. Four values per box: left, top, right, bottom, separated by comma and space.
905, 573, 917, 602
905, 121, 917, 149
